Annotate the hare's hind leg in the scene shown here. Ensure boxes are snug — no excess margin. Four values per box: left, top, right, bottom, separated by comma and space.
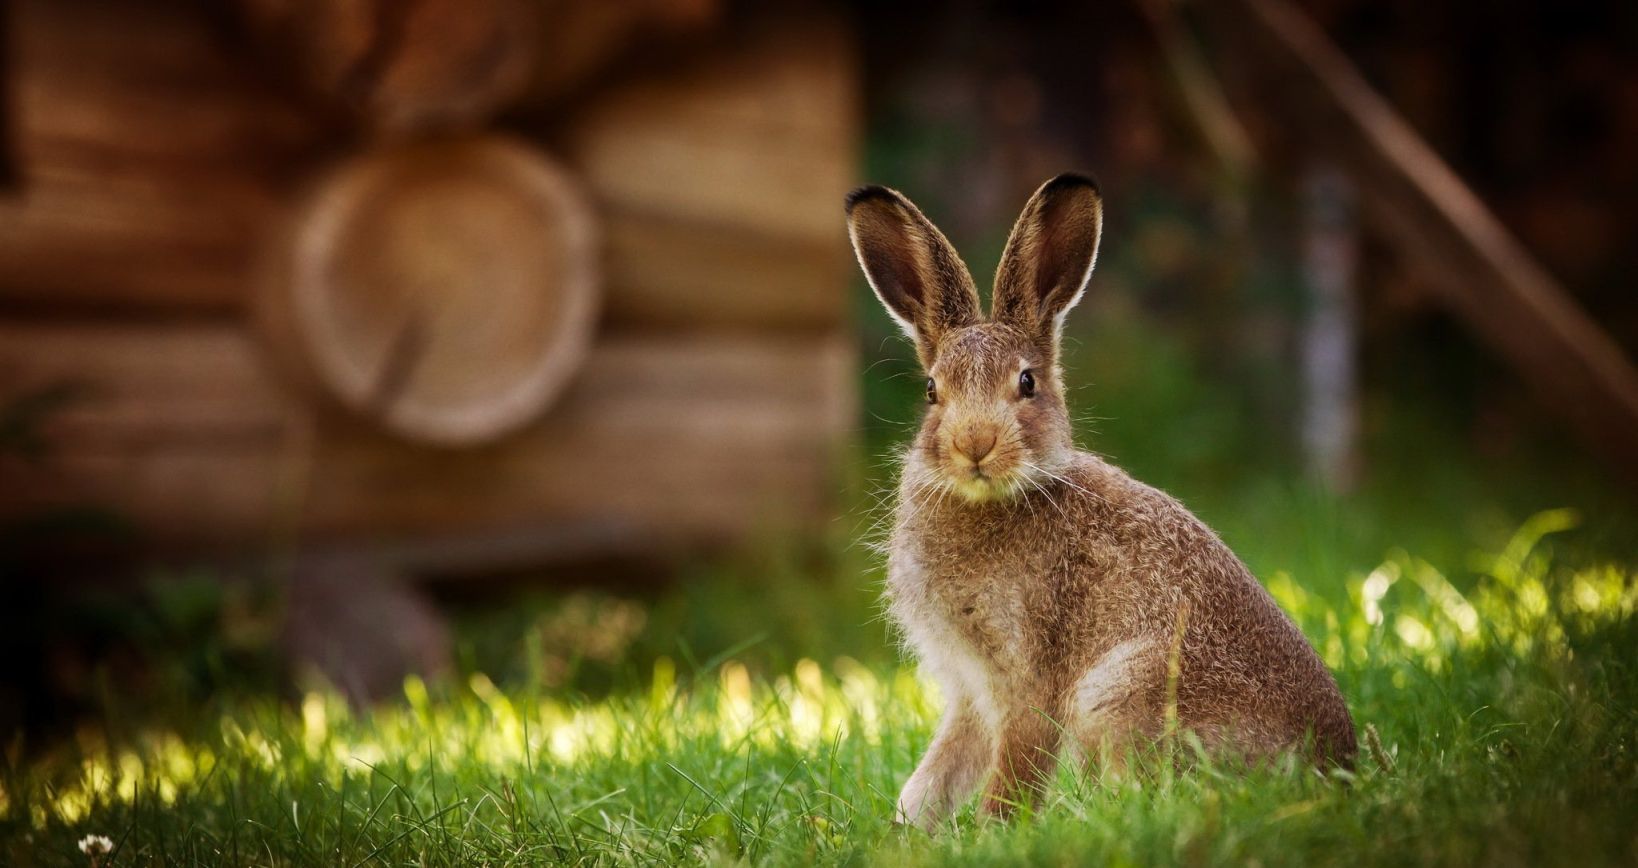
897, 697, 994, 831
1066, 638, 1166, 775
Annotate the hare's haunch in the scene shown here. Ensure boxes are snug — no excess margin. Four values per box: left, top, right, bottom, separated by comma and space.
848, 175, 1355, 830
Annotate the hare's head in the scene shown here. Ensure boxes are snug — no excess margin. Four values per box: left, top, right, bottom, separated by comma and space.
848, 175, 1103, 502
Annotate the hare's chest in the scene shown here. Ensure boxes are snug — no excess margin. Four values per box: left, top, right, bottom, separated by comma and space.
885, 542, 1032, 726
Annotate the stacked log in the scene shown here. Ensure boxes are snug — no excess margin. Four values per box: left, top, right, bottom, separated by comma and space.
0, 324, 852, 546
0, 0, 859, 557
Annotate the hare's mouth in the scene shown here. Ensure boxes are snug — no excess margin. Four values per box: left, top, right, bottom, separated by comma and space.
935, 441, 1025, 502
949, 467, 1020, 503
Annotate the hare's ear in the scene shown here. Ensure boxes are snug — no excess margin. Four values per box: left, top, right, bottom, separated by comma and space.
991, 174, 1103, 350
846, 185, 980, 366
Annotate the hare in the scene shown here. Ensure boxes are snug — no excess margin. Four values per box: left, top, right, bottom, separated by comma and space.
847, 175, 1356, 830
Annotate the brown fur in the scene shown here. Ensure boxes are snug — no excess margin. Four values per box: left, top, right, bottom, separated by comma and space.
847, 175, 1355, 830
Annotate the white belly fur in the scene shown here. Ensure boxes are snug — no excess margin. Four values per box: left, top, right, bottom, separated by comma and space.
887, 554, 1004, 733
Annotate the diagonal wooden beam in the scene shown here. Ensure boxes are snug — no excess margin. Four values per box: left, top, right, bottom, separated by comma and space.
1196, 0, 1638, 481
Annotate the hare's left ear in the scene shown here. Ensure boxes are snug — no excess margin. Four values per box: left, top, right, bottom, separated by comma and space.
846, 185, 981, 368
991, 174, 1103, 349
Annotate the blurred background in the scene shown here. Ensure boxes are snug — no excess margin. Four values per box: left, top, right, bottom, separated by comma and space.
1, 0, 1635, 742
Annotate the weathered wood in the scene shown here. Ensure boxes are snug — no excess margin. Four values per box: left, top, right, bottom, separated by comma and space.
553, 11, 859, 333
0, 323, 854, 546
558, 12, 859, 246
260, 136, 600, 445
237, 0, 539, 133
600, 209, 850, 331
0, 1, 855, 333
1199, 0, 1638, 479
241, 0, 725, 128
523, 0, 724, 107
0, 0, 323, 313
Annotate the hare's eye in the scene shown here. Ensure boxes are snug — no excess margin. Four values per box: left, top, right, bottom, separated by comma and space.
925, 378, 939, 404
1018, 369, 1036, 398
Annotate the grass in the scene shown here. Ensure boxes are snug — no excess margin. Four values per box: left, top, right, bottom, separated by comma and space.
3, 508, 1636, 866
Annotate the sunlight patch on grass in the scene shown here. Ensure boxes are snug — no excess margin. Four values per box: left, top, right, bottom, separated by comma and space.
23, 653, 933, 837
4, 512, 1636, 866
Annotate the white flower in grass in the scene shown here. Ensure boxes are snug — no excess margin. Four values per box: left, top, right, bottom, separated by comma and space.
77, 834, 113, 857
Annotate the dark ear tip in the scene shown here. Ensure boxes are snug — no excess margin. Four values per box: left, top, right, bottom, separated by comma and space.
1041, 172, 1102, 198
845, 184, 901, 215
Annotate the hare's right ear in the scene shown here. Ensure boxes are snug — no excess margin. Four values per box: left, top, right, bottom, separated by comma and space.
846, 185, 980, 367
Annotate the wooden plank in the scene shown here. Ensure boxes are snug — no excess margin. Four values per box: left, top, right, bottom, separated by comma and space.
0, 323, 292, 442
1201, 0, 1638, 479
600, 207, 851, 331
0, 0, 323, 313
0, 322, 854, 547
520, 0, 723, 106
302, 335, 853, 540
557, 12, 859, 248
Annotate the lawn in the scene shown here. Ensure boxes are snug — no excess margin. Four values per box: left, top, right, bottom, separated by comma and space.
4, 502, 1636, 866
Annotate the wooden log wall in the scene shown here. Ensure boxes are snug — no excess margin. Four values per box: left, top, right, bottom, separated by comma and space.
0, 0, 321, 314
0, 0, 860, 557
559, 16, 857, 332
0, 324, 853, 544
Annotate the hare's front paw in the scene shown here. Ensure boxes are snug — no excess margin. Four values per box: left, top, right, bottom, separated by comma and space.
895, 766, 948, 832
895, 706, 995, 831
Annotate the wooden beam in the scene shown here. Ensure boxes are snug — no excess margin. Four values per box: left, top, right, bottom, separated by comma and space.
1197, 0, 1638, 479
0, 322, 855, 549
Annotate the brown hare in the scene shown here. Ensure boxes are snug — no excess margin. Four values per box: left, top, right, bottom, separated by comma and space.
847, 175, 1355, 830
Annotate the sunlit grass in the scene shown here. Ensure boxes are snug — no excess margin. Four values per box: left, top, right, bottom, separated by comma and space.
4, 513, 1636, 866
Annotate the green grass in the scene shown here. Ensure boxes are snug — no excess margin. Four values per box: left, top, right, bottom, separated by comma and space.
4, 509, 1636, 866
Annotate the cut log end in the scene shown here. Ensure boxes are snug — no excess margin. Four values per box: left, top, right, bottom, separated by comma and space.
265, 136, 600, 446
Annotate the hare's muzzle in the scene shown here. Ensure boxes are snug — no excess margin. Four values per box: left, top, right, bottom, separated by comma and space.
952, 427, 998, 469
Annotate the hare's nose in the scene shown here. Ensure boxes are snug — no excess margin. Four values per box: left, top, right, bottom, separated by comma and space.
953, 429, 997, 465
